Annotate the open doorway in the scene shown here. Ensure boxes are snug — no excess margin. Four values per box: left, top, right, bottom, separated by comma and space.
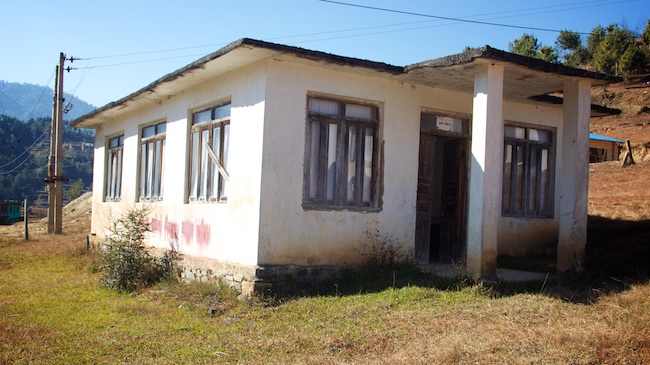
415, 113, 469, 264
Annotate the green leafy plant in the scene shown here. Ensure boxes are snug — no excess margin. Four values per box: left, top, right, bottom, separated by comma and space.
99, 206, 167, 292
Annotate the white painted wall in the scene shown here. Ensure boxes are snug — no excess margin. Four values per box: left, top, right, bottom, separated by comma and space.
90, 62, 268, 267
258, 60, 472, 266
89, 54, 575, 270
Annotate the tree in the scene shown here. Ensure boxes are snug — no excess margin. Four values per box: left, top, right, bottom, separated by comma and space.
509, 33, 540, 58
642, 20, 650, 46
539, 46, 559, 63
587, 25, 606, 55
65, 179, 84, 201
592, 24, 635, 75
620, 45, 646, 80
556, 30, 581, 52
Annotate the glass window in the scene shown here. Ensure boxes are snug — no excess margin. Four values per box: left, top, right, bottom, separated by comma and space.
502, 124, 554, 217
304, 97, 379, 209
139, 121, 166, 201
105, 134, 124, 202
188, 101, 231, 202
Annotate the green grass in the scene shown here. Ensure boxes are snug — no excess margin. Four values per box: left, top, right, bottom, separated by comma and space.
1, 233, 649, 364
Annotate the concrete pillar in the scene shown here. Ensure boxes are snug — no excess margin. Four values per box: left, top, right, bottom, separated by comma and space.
557, 80, 591, 271
466, 63, 504, 279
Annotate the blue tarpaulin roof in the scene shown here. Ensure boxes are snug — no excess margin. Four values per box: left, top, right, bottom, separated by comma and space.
589, 133, 624, 143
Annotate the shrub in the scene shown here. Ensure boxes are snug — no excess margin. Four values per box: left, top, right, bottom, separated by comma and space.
99, 207, 167, 292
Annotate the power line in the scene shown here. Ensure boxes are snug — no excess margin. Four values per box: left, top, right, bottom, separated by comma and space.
0, 133, 49, 175
316, 0, 638, 35
69, 0, 633, 64
0, 127, 50, 170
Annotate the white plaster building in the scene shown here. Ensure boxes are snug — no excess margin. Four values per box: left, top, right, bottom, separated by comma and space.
72, 39, 620, 293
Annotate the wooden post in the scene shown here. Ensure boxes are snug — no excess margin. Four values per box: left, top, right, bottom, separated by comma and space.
622, 139, 635, 167
23, 198, 28, 240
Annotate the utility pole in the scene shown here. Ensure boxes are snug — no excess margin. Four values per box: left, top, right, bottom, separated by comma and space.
46, 53, 67, 234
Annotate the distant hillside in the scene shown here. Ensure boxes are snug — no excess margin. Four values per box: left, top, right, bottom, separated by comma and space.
590, 75, 650, 161
0, 80, 96, 122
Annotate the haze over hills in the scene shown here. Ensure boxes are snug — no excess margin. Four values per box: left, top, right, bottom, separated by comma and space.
0, 80, 96, 122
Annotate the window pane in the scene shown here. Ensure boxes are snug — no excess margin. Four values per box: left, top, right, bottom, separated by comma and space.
193, 110, 212, 125
528, 147, 538, 212
346, 103, 374, 119
200, 129, 209, 199
503, 144, 512, 211
115, 150, 123, 199
146, 141, 154, 198
529, 129, 550, 143
210, 126, 221, 199
221, 124, 230, 199
505, 126, 525, 139
140, 144, 147, 197
159, 139, 165, 198
515, 145, 524, 211
142, 125, 156, 138
214, 103, 231, 119
157, 122, 166, 134
540, 148, 549, 212
347, 125, 358, 202
153, 139, 162, 198
107, 152, 114, 198
309, 98, 339, 115
308, 121, 321, 199
362, 128, 374, 203
190, 131, 200, 198
326, 123, 338, 201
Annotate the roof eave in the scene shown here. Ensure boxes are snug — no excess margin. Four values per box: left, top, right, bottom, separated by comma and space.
406, 45, 622, 85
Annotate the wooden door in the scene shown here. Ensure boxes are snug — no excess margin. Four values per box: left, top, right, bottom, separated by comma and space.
415, 134, 467, 264
415, 133, 436, 264
439, 140, 466, 263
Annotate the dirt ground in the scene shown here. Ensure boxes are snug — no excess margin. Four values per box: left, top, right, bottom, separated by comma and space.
591, 77, 650, 161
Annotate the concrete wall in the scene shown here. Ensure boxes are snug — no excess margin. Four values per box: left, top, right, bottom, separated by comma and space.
89, 55, 572, 276
90, 62, 268, 268
496, 101, 564, 256
258, 59, 475, 267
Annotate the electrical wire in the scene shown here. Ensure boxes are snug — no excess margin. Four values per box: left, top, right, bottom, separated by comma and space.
316, 0, 640, 35
69, 0, 638, 63
0, 133, 49, 175
0, 69, 56, 173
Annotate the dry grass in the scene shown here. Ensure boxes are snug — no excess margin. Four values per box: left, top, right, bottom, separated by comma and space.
1, 200, 650, 363
1, 84, 649, 363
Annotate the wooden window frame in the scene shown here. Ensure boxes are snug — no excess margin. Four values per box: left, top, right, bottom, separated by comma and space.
502, 123, 555, 218
139, 121, 166, 202
303, 96, 380, 211
188, 101, 231, 203
105, 134, 124, 202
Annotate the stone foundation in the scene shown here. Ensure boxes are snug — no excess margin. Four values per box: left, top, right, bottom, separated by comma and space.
152, 249, 344, 297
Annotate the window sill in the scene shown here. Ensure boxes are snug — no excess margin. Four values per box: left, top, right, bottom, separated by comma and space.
302, 203, 380, 213
501, 213, 554, 219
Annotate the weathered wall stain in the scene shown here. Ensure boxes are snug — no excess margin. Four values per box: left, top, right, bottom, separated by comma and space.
150, 216, 211, 250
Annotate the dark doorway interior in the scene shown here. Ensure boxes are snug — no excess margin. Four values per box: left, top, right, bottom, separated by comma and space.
415, 131, 467, 264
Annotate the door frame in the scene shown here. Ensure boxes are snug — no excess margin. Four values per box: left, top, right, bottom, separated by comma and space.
414, 111, 471, 265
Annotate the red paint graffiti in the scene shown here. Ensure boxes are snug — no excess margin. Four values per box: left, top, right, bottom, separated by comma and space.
150, 218, 162, 233
150, 216, 211, 250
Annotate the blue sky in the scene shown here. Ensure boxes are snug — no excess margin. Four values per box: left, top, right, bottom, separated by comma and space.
2, 0, 647, 108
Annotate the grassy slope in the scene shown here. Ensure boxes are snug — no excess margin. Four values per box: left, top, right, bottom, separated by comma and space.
1, 82, 650, 364
1, 213, 649, 364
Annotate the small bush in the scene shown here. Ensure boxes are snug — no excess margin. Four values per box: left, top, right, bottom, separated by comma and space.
99, 207, 168, 293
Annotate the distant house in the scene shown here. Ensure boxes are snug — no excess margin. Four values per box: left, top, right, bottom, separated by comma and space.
0, 200, 22, 225
72, 39, 620, 294
589, 133, 624, 162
